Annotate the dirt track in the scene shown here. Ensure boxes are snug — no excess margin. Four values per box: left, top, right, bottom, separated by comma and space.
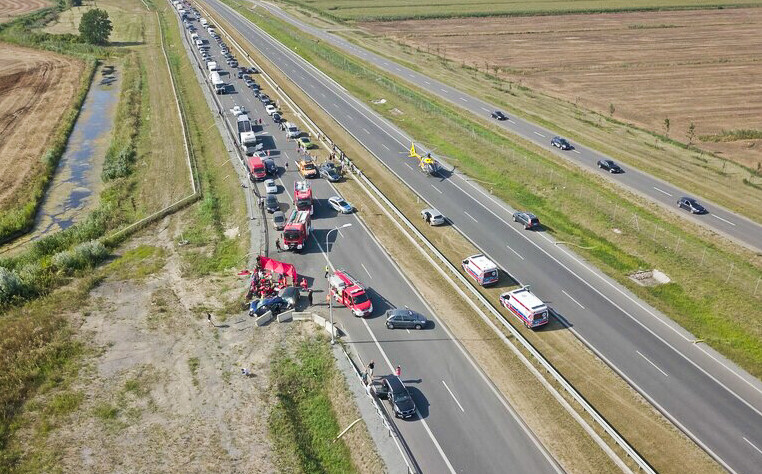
363, 8, 762, 168
0, 0, 49, 22
0, 44, 82, 211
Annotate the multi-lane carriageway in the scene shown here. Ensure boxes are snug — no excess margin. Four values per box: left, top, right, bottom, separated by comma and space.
197, 1, 762, 472
178, 6, 562, 473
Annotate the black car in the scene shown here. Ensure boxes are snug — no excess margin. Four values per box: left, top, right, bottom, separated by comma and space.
677, 197, 707, 214
384, 376, 416, 419
513, 211, 540, 230
271, 113, 282, 124
385, 308, 428, 330
491, 110, 508, 120
265, 194, 279, 213
551, 136, 573, 150
319, 162, 341, 182
263, 158, 276, 175
597, 159, 623, 173
244, 66, 258, 74
249, 296, 287, 317
229, 60, 238, 68
259, 94, 271, 105
237, 69, 245, 79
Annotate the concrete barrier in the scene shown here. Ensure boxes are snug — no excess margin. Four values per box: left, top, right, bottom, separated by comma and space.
255, 310, 273, 326
291, 311, 312, 321
277, 311, 293, 323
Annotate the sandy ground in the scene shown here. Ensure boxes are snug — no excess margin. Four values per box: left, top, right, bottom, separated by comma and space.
0, 0, 48, 22
0, 44, 82, 211
363, 8, 762, 169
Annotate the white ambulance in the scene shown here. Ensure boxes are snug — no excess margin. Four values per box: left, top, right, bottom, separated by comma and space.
499, 287, 549, 328
461, 254, 499, 286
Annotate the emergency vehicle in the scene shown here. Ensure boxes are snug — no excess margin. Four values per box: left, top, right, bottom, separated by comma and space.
282, 209, 311, 252
294, 180, 314, 215
298, 158, 319, 179
499, 287, 549, 328
329, 270, 373, 317
247, 156, 266, 181
461, 254, 499, 286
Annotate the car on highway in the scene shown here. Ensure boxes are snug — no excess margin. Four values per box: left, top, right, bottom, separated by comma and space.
513, 211, 540, 230
259, 94, 272, 105
551, 136, 573, 150
298, 136, 316, 149
228, 60, 238, 68
597, 159, 623, 173
264, 178, 278, 194
250, 82, 261, 91
385, 308, 428, 330
244, 78, 255, 88
319, 162, 341, 182
237, 68, 246, 79
384, 376, 416, 419
421, 208, 446, 226
272, 210, 285, 230
491, 110, 508, 121
241, 66, 258, 74
249, 296, 288, 317
265, 194, 279, 213
328, 196, 354, 214
297, 158, 318, 178
230, 105, 246, 116
677, 196, 708, 214
265, 104, 278, 116
271, 113, 282, 124
278, 286, 300, 309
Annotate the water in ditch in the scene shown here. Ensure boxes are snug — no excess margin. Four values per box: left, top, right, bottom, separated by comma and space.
30, 64, 122, 240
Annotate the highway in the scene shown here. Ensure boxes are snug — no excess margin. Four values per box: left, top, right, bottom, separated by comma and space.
254, 1, 762, 254
195, 1, 762, 472
178, 9, 561, 473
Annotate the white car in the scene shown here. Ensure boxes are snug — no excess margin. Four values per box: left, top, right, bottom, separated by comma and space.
265, 104, 278, 116
421, 208, 446, 226
230, 105, 246, 116
264, 178, 278, 194
328, 196, 354, 214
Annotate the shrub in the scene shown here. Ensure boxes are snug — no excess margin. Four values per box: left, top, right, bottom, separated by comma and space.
0, 268, 24, 304
51, 241, 109, 274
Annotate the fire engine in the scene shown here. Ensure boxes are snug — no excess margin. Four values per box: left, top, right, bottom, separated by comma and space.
329, 270, 373, 317
282, 209, 311, 252
499, 287, 549, 328
247, 155, 266, 181
294, 180, 313, 215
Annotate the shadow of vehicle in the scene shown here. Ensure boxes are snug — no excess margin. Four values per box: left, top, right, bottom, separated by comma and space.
405, 385, 429, 419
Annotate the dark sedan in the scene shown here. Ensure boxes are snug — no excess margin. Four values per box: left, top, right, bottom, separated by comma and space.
385, 308, 428, 330
551, 136, 573, 150
265, 194, 279, 213
513, 211, 540, 230
677, 197, 708, 214
597, 159, 623, 173
319, 162, 341, 182
491, 110, 508, 121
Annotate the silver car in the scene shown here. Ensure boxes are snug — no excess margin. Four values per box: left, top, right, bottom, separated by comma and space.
421, 208, 445, 226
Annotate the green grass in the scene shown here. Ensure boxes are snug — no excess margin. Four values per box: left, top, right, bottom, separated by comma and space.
701, 129, 762, 142
106, 245, 167, 280
219, 2, 762, 376
187, 357, 200, 387
268, 337, 356, 473
281, 0, 762, 21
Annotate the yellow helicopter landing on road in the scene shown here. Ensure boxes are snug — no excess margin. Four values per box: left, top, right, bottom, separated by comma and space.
409, 143, 442, 176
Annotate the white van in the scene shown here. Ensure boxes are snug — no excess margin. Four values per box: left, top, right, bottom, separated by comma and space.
207, 61, 218, 73
195, 38, 203, 47
499, 287, 549, 328
461, 254, 499, 286
200, 17, 208, 27
285, 122, 300, 139
190, 33, 199, 42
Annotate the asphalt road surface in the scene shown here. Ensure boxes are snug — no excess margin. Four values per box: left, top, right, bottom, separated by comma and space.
253, 2, 762, 254
179, 11, 561, 473
194, 1, 762, 472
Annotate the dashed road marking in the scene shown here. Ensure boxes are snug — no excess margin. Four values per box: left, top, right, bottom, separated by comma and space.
442, 381, 465, 412
463, 211, 478, 222
533, 131, 546, 138
637, 351, 669, 377
713, 214, 736, 226
653, 187, 673, 197
562, 290, 585, 309
506, 244, 524, 260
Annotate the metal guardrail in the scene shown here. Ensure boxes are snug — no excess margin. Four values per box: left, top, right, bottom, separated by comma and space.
198, 3, 656, 472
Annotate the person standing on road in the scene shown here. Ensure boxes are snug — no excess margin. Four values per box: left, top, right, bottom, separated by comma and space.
324, 265, 330, 278
207, 312, 214, 328
307, 289, 313, 306
300, 278, 308, 291
275, 238, 282, 252
284, 161, 289, 172
367, 360, 375, 383
395, 365, 401, 378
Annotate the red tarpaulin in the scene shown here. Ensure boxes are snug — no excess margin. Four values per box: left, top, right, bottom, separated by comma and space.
257, 256, 297, 281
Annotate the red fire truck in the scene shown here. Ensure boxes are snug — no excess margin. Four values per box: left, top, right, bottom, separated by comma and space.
247, 155, 266, 181
294, 180, 313, 215
329, 270, 373, 317
282, 209, 311, 252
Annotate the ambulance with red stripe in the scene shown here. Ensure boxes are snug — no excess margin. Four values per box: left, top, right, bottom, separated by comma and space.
461, 254, 499, 286
499, 287, 549, 328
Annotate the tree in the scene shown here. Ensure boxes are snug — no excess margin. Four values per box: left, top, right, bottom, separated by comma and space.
609, 103, 615, 117
79, 9, 112, 45
686, 122, 696, 145
663, 117, 670, 138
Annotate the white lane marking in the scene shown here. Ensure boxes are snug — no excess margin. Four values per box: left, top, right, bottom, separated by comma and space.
506, 244, 524, 260
712, 214, 736, 226
637, 351, 669, 377
424, 80, 431, 85
395, 67, 401, 71
406, 328, 411, 334
653, 186, 673, 197
431, 184, 443, 194
404, 162, 413, 170
533, 131, 546, 138
363, 127, 370, 134
440, 88, 448, 93
572, 149, 581, 154
442, 381, 465, 412
459, 97, 468, 102
507, 119, 516, 124
743, 437, 762, 457
361, 320, 457, 473
381, 143, 390, 151
480, 106, 491, 112
361, 263, 373, 279
463, 211, 478, 222
562, 290, 585, 309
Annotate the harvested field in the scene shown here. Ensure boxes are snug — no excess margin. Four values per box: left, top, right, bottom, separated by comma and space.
363, 8, 762, 169
0, 44, 82, 211
0, 0, 49, 22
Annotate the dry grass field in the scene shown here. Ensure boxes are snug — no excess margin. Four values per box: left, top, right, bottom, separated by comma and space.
0, 0, 49, 22
364, 8, 762, 169
0, 45, 82, 211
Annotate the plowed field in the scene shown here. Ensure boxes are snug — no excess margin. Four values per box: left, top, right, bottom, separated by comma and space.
363, 8, 762, 168
0, 0, 49, 22
0, 44, 82, 210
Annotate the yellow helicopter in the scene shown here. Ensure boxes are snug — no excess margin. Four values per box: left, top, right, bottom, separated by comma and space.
409, 142, 442, 176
